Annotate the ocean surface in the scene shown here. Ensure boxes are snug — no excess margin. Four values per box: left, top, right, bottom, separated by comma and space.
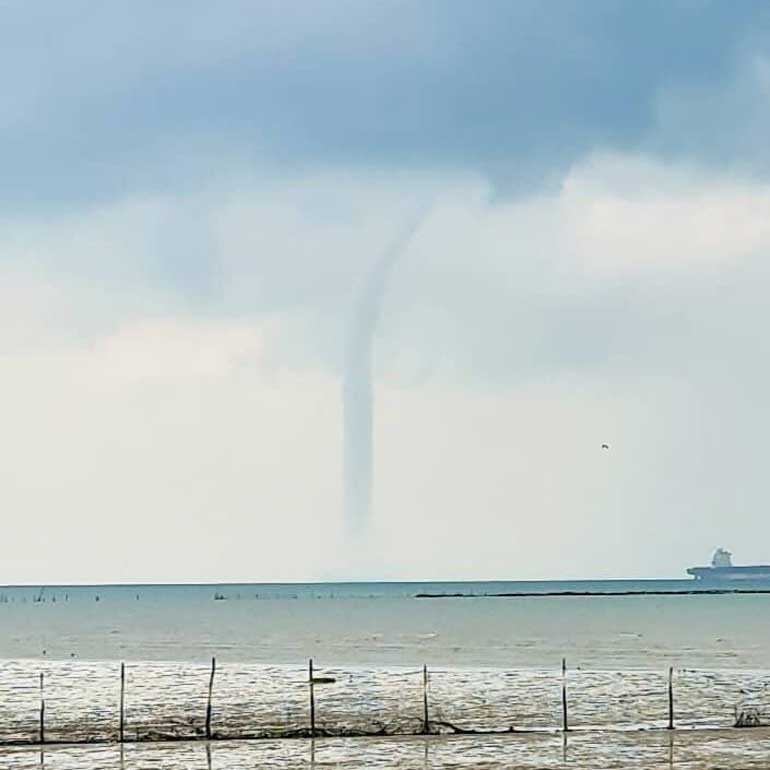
2, 579, 770, 762
6, 731, 770, 770
2, 579, 770, 667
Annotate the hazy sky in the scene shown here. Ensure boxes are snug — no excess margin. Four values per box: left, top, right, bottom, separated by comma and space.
3, 1, 770, 583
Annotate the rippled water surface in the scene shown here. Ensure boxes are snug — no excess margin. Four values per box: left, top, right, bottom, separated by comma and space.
0, 660, 769, 743
4, 731, 770, 770
2, 581, 770, 765
2, 582, 770, 668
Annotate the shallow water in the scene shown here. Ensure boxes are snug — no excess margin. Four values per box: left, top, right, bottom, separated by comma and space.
3, 731, 770, 770
0, 660, 769, 743
3, 582, 770, 763
2, 582, 770, 669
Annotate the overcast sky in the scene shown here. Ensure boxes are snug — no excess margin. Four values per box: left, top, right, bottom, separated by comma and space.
3, 1, 770, 584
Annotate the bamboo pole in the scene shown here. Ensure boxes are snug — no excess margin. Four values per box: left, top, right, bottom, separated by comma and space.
422, 664, 430, 734
39, 672, 45, 744
309, 659, 316, 738
119, 662, 125, 743
206, 657, 216, 740
667, 666, 674, 730
561, 658, 568, 733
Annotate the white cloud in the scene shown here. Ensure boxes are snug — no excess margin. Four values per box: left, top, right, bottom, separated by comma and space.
560, 153, 770, 273
2, 153, 770, 582
84, 319, 265, 383
0, 318, 342, 584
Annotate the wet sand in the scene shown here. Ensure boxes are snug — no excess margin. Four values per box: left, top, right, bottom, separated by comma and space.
3, 730, 770, 769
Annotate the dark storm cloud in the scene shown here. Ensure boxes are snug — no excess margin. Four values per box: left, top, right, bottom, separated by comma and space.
1, 0, 768, 208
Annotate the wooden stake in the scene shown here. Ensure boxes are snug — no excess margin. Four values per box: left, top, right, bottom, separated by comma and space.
667, 666, 674, 730
422, 664, 430, 734
119, 662, 125, 743
39, 672, 45, 744
206, 657, 216, 740
561, 658, 568, 733
309, 659, 316, 738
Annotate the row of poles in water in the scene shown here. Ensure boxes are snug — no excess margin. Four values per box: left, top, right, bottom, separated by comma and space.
27, 658, 676, 745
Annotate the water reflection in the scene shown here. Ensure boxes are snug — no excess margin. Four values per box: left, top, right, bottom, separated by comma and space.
4, 730, 770, 769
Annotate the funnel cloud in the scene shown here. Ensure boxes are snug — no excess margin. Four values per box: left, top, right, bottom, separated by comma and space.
342, 216, 425, 535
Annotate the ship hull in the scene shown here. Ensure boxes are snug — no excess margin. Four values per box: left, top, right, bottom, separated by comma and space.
687, 566, 770, 582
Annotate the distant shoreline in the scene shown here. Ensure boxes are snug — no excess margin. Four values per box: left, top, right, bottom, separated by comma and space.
415, 589, 770, 598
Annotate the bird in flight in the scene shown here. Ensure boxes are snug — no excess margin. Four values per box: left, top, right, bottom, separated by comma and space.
601, 443, 610, 450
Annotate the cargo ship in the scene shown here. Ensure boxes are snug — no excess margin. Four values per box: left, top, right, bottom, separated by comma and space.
687, 548, 770, 582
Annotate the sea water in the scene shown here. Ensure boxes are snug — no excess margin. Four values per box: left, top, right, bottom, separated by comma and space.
1, 581, 770, 746
1, 579, 770, 667
6, 731, 770, 770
